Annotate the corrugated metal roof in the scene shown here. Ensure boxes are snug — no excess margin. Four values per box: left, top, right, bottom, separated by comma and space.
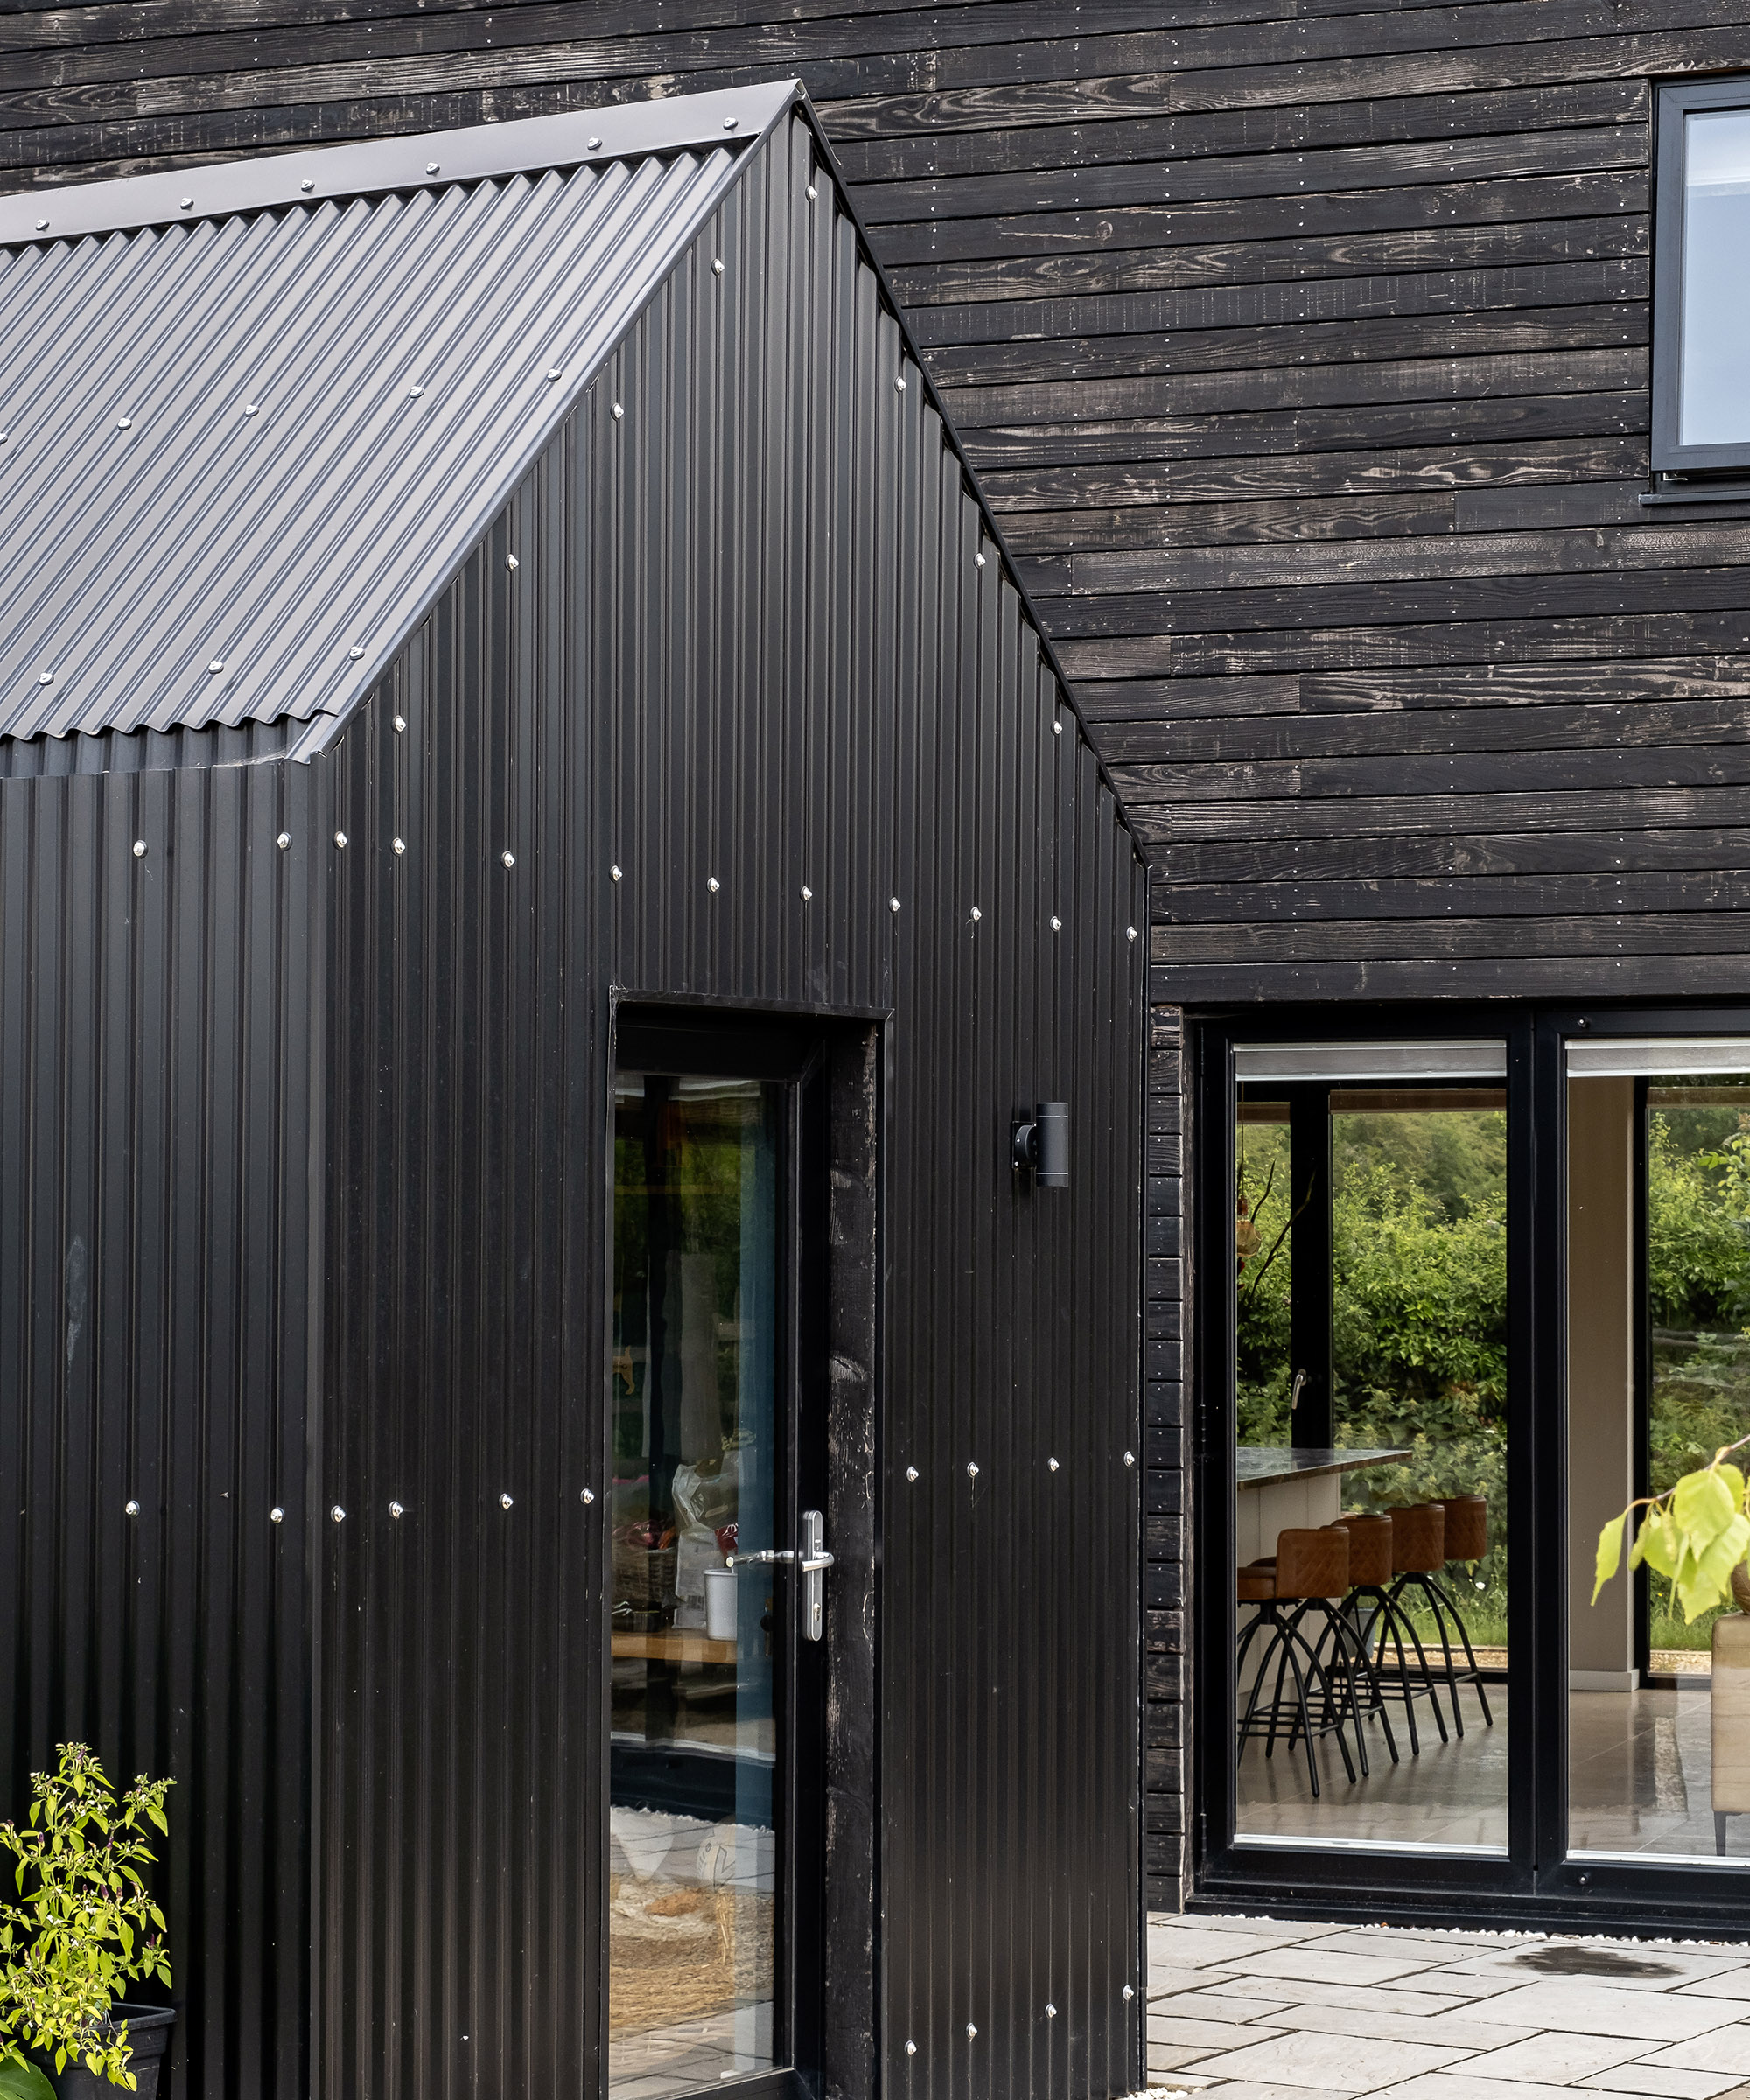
0, 83, 797, 744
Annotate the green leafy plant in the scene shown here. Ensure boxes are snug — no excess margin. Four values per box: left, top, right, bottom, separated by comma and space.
1592, 1433, 1750, 1622
0, 1745, 172, 2098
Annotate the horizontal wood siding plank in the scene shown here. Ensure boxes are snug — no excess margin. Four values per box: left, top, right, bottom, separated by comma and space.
1077, 655, 1750, 721
871, 172, 1651, 267
983, 436, 1648, 511
1137, 785, 1750, 844
1156, 827, 1750, 885
1160, 868, 1750, 923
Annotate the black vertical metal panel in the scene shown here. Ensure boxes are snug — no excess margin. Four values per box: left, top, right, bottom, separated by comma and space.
315, 107, 1145, 2100
0, 752, 316, 2100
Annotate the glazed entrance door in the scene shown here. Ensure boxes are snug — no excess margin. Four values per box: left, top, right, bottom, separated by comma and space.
606, 1017, 826, 2100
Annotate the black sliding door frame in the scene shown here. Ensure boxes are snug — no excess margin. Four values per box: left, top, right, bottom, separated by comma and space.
1191, 1001, 1541, 1919
1191, 998, 1750, 1939
1531, 1003, 1750, 1930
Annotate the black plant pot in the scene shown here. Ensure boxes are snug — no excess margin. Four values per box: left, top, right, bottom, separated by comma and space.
38, 2006, 175, 2100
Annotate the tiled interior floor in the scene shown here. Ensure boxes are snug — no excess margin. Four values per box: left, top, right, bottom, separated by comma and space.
1236, 1674, 1746, 1864
1149, 1911, 1750, 2097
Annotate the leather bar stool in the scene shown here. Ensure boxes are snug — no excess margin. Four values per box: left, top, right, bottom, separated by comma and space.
1432, 1494, 1494, 1729
1236, 1526, 1364, 1797
1385, 1499, 1493, 1735
1316, 1513, 1400, 1768
1340, 1509, 1446, 1756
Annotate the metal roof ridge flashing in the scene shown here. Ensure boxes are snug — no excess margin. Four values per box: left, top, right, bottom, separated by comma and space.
0, 80, 801, 249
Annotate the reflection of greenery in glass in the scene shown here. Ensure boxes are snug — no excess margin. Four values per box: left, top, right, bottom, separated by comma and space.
1236, 1108, 1509, 1643
1332, 1116, 1508, 1645
1648, 1091, 1750, 1650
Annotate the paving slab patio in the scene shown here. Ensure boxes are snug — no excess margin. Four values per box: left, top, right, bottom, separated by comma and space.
1149, 1914, 1750, 2099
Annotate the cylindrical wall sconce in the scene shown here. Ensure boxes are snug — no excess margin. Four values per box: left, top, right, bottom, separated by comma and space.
1012, 1101, 1069, 1189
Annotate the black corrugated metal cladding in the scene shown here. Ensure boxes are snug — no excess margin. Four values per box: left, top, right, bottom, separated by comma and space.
318, 108, 1145, 2100
0, 756, 316, 2100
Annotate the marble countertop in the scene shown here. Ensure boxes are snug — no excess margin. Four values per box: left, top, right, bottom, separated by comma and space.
1236, 1444, 1413, 1488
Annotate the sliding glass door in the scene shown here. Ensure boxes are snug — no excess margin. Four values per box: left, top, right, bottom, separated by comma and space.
1198, 1006, 1750, 1929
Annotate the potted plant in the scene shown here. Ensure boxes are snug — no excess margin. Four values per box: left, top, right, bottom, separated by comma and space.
0, 1745, 173, 2099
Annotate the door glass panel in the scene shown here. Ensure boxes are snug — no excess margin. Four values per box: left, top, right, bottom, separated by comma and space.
1567, 1040, 1750, 1865
1234, 1042, 1510, 1852
610, 1072, 784, 2095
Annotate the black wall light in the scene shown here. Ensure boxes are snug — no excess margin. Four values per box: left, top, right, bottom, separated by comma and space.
1012, 1102, 1069, 1189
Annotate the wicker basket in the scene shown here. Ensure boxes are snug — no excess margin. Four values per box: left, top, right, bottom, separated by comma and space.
613, 1541, 676, 1608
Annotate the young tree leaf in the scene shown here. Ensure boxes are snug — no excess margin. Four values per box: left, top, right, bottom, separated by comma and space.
1592, 1511, 1628, 1603
1674, 1466, 1737, 1552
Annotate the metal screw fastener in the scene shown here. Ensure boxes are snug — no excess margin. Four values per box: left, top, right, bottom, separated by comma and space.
1126, 926, 1138, 942
904, 2043, 916, 2057
124, 1500, 141, 1517
1046, 2004, 1057, 2019
179, 197, 193, 210
965, 2026, 977, 2040
34, 219, 46, 231
506, 554, 519, 570
132, 840, 146, 858
800, 885, 812, 901
895, 374, 907, 392
1123, 1451, 1136, 1467
610, 864, 622, 882
587, 136, 602, 150
580, 1488, 596, 1505
967, 1461, 980, 1479
974, 551, 985, 568
1048, 1457, 1060, 1472
1051, 915, 1061, 932
611, 402, 624, 420
707, 876, 720, 893
334, 831, 348, 848
393, 715, 407, 733
207, 659, 225, 674
1053, 719, 1063, 734
970, 906, 982, 922
410, 384, 424, 398
389, 1501, 404, 1518
243, 403, 259, 416
501, 850, 515, 868
890, 896, 901, 913
277, 832, 290, 850
300, 178, 315, 192
330, 1504, 346, 1522
500, 1493, 514, 1509
117, 416, 132, 430
724, 116, 738, 130
393, 837, 406, 856
1123, 1985, 1135, 2001
906, 1466, 920, 1482
806, 184, 818, 200
270, 1506, 284, 1522
37, 671, 52, 685
546, 368, 564, 382
712, 258, 724, 275
425, 161, 440, 174
348, 645, 365, 659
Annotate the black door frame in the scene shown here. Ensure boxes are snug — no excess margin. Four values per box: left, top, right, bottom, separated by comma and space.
1188, 997, 1750, 1939
606, 1004, 883, 2100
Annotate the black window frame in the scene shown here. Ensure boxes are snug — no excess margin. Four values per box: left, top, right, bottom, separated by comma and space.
1653, 75, 1750, 479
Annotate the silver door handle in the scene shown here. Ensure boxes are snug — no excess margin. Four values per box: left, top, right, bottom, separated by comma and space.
800, 1508, 831, 1642
724, 1511, 833, 1642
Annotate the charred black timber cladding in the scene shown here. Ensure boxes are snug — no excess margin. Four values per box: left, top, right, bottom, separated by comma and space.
7, 0, 1732, 1933
0, 96, 1145, 2100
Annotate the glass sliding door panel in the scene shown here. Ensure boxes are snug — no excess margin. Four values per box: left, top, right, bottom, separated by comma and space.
1567, 1040, 1750, 1866
610, 1072, 785, 2096
1232, 1041, 1510, 1853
